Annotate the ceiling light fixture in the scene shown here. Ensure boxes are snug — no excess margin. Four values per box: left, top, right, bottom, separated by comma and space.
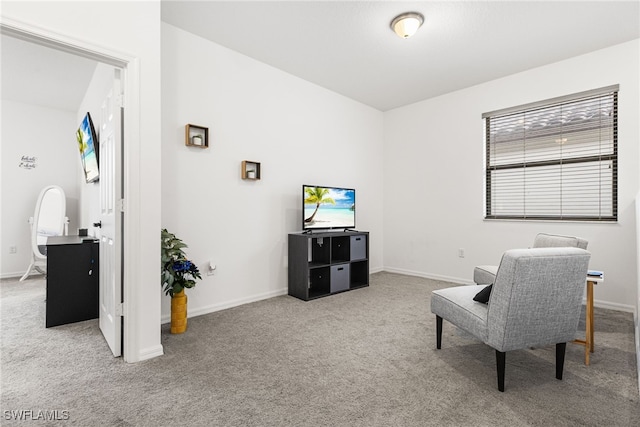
390, 12, 424, 39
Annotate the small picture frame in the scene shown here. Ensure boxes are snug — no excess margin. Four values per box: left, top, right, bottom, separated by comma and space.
185, 124, 209, 148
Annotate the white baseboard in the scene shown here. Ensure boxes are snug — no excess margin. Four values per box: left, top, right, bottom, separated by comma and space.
593, 299, 635, 313
0, 272, 36, 280
134, 344, 164, 362
381, 267, 474, 286
380, 267, 635, 312
162, 268, 389, 324
161, 287, 289, 324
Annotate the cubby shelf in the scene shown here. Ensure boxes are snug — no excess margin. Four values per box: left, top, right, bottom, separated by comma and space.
185, 124, 209, 148
288, 231, 369, 301
242, 160, 261, 180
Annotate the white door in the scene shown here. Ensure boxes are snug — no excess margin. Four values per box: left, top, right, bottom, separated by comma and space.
99, 69, 124, 357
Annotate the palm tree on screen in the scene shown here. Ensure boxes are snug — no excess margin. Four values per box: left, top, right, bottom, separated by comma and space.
304, 187, 335, 223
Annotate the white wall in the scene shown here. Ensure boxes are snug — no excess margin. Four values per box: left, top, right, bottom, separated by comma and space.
0, 99, 80, 277
1, 1, 163, 362
383, 39, 640, 311
161, 24, 384, 320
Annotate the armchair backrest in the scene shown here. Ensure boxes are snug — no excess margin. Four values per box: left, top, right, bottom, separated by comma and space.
486, 247, 591, 352
532, 233, 588, 250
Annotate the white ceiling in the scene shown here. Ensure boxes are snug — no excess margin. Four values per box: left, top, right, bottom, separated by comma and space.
162, 0, 640, 111
2, 2, 638, 113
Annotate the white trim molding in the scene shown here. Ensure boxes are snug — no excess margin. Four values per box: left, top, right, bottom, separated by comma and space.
161, 288, 289, 325
381, 267, 636, 313
382, 267, 474, 286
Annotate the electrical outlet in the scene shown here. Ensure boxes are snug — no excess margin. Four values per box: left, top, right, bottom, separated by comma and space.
458, 248, 465, 258
9, 246, 17, 254
207, 262, 216, 276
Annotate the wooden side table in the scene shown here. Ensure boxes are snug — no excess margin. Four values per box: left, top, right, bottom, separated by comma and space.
572, 273, 604, 365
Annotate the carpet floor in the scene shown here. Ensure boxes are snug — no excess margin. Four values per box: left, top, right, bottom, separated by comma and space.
1, 272, 638, 426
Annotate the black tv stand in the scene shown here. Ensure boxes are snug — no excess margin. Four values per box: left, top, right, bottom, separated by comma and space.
288, 231, 369, 301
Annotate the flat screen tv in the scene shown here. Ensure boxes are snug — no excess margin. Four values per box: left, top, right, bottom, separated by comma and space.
76, 112, 99, 183
303, 185, 355, 231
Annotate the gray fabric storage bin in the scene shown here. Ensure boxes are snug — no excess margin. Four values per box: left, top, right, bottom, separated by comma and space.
330, 264, 350, 292
350, 235, 367, 260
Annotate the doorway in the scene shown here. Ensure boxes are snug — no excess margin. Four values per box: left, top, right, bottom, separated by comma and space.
1, 22, 131, 360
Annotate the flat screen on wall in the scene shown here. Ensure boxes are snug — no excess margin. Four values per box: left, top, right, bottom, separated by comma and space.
76, 112, 99, 183
303, 185, 355, 231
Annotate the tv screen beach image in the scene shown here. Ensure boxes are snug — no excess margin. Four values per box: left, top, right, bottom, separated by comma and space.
76, 114, 99, 183
304, 186, 355, 229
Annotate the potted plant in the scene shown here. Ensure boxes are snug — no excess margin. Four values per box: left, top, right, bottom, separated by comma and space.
161, 228, 202, 334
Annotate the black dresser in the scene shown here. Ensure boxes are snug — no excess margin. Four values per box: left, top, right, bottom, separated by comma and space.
46, 236, 99, 327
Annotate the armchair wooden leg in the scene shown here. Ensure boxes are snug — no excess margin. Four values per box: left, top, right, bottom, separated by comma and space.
496, 350, 506, 392
556, 342, 567, 380
436, 316, 443, 349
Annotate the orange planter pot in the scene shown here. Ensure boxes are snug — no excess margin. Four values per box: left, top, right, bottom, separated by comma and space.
170, 289, 188, 334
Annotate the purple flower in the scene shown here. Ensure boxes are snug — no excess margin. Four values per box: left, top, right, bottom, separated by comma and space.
173, 260, 193, 272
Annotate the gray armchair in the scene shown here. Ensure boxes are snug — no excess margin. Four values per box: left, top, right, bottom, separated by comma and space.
474, 233, 588, 285
431, 247, 591, 392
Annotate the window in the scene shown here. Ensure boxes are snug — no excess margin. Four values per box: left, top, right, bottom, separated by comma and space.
483, 85, 618, 221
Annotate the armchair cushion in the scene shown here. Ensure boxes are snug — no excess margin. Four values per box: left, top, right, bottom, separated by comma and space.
431, 285, 489, 343
474, 265, 498, 286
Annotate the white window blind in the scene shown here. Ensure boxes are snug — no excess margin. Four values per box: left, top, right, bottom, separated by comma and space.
483, 85, 618, 221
